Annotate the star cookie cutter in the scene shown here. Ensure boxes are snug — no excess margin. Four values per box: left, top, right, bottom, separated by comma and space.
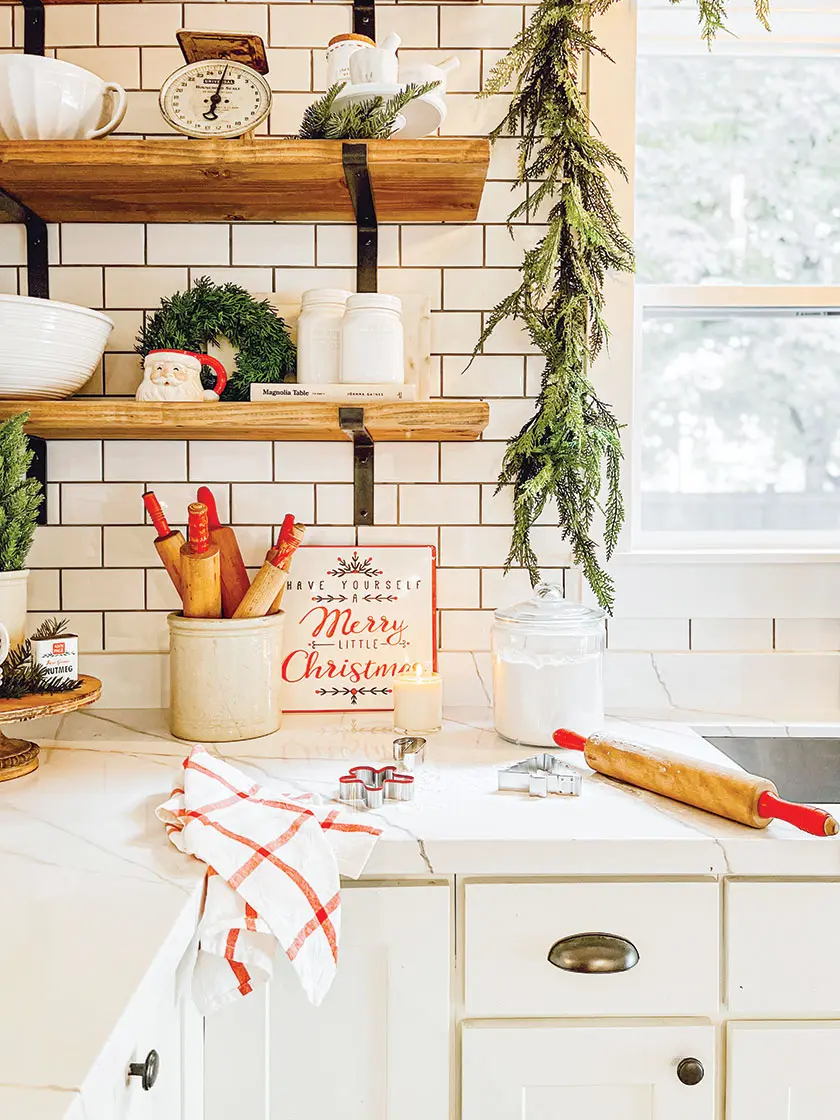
338, 765, 415, 809
497, 754, 582, 798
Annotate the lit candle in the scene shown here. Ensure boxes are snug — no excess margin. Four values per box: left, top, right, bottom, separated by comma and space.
393, 663, 442, 734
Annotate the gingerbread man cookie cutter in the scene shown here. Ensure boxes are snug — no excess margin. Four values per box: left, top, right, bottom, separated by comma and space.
338, 765, 415, 809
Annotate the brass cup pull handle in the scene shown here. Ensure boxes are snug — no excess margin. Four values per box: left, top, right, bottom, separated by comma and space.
547, 933, 640, 974
128, 1049, 160, 1091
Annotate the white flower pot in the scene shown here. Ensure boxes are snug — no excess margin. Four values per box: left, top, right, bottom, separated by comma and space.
0, 569, 29, 647
168, 611, 285, 742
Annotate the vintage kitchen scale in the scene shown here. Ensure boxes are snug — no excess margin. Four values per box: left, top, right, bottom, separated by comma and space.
159, 31, 272, 140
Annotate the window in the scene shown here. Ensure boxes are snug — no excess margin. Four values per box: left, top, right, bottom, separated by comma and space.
633, 0, 840, 548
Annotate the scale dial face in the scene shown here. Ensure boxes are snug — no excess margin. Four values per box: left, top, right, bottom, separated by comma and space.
159, 59, 272, 138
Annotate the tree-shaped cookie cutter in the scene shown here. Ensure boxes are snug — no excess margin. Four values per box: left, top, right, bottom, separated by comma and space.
338, 765, 415, 809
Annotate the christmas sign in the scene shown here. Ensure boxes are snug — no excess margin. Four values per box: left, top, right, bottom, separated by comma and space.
280, 546, 437, 712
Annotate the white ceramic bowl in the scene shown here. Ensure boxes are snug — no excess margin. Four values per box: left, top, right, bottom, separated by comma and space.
0, 295, 113, 399
0, 55, 126, 141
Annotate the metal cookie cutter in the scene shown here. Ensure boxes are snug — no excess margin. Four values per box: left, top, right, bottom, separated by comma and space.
393, 736, 426, 772
498, 754, 582, 798
338, 765, 415, 809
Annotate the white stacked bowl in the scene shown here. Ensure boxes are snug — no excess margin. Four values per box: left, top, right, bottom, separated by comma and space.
0, 295, 113, 399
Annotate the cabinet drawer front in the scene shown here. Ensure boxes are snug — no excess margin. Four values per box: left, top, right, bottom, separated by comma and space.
464, 881, 719, 1017
727, 882, 840, 1014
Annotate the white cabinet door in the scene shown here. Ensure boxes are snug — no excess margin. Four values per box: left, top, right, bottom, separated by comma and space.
205, 883, 451, 1120
728, 1022, 840, 1117
462, 1023, 715, 1120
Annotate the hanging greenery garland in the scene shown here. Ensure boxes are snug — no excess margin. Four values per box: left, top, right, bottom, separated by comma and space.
479, 0, 770, 610
137, 276, 296, 401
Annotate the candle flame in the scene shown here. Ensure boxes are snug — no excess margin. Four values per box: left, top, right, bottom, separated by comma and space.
413, 662, 424, 679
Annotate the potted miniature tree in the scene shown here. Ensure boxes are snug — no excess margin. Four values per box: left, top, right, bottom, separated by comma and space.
0, 411, 42, 645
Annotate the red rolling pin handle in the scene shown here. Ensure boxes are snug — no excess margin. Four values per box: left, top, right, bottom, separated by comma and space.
197, 486, 222, 531
143, 490, 171, 539
757, 792, 839, 837
553, 728, 587, 752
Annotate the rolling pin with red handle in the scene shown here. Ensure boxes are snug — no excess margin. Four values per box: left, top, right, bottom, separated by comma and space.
553, 728, 839, 837
143, 491, 184, 597
233, 519, 305, 620
197, 486, 251, 618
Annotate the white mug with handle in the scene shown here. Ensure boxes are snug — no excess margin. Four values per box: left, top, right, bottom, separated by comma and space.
0, 55, 127, 140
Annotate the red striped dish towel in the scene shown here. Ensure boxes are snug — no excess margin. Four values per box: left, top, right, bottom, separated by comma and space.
156, 745, 381, 1014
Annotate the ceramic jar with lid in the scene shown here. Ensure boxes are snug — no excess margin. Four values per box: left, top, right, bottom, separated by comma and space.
491, 583, 606, 746
340, 293, 404, 384
326, 33, 375, 86
296, 288, 351, 384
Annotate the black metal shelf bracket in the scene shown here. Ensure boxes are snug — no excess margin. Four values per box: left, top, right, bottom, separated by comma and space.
353, 0, 376, 41
339, 407, 374, 527
22, 0, 45, 57
342, 142, 378, 294
28, 435, 47, 526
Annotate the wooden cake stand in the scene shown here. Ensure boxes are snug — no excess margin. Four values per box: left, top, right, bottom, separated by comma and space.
0, 675, 102, 782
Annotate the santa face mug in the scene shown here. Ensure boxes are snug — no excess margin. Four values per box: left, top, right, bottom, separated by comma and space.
136, 349, 228, 403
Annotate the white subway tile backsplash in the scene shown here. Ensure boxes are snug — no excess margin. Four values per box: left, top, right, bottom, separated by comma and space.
437, 568, 481, 609
140, 47, 185, 91
440, 610, 494, 651
265, 48, 312, 92
431, 312, 482, 355
233, 224, 315, 266
184, 3, 268, 37
274, 441, 353, 482
28, 570, 60, 612
316, 483, 353, 525
28, 526, 101, 569
99, 5, 183, 47
375, 484, 398, 525
270, 4, 350, 47
104, 441, 187, 483
690, 618, 773, 652
150, 484, 230, 525
63, 568, 145, 611
441, 4, 522, 47
147, 569, 182, 612
46, 441, 102, 482
316, 225, 399, 268
400, 483, 480, 524
441, 441, 504, 483
375, 3, 439, 46
442, 354, 523, 397
190, 441, 273, 483
147, 225, 231, 266
25, 5, 97, 48
443, 268, 518, 311
105, 612, 170, 653
375, 443, 439, 484
62, 484, 145, 525
775, 618, 840, 652
104, 310, 144, 352
103, 353, 142, 396
232, 483, 315, 524
608, 618, 689, 652
440, 525, 512, 567
402, 225, 483, 267
56, 47, 140, 87
104, 526, 163, 569
357, 526, 439, 547
49, 266, 103, 308
105, 267, 187, 310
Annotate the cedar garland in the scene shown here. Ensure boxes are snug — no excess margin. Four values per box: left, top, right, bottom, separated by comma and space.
480, 0, 772, 610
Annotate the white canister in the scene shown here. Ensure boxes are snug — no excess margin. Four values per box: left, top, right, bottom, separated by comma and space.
340, 293, 404, 384
491, 584, 606, 746
168, 612, 285, 742
326, 33, 375, 86
0, 568, 28, 647
296, 289, 351, 384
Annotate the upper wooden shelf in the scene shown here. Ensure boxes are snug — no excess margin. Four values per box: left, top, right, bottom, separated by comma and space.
0, 400, 489, 442
0, 138, 490, 223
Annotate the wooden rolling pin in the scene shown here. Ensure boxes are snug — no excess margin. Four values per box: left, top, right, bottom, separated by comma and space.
143, 491, 184, 597
266, 514, 295, 615
197, 486, 251, 617
180, 502, 222, 619
553, 729, 838, 836
233, 519, 305, 620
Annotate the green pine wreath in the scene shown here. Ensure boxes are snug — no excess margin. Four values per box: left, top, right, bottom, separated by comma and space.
136, 276, 296, 401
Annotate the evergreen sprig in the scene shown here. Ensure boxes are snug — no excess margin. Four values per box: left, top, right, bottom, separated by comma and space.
136, 277, 296, 400
691, 0, 770, 44
0, 411, 43, 572
298, 82, 439, 140
480, 0, 772, 611
0, 618, 82, 700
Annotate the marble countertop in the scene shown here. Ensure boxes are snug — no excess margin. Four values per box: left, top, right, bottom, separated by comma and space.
3, 704, 839, 1114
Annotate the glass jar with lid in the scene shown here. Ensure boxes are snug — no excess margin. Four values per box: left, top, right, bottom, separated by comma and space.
492, 583, 606, 746
297, 288, 351, 384
340, 293, 404, 384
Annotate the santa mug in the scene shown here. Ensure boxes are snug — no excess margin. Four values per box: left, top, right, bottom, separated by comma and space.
136, 349, 228, 403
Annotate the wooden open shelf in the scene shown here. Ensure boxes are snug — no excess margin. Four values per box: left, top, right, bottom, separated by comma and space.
0, 139, 490, 223
0, 400, 490, 442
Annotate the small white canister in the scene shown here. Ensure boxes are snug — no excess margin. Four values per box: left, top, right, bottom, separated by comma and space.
340, 293, 404, 384
168, 612, 285, 742
297, 288, 351, 384
492, 583, 606, 746
326, 33, 375, 86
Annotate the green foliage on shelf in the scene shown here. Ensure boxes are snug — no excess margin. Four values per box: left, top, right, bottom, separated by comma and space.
298, 81, 438, 140
136, 276, 297, 401
479, 0, 772, 611
0, 618, 82, 701
0, 411, 43, 573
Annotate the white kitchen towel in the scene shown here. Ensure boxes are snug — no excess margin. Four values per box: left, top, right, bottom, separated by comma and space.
157, 745, 381, 1014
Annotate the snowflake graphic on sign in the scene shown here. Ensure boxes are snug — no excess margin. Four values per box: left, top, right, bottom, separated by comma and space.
280, 546, 437, 712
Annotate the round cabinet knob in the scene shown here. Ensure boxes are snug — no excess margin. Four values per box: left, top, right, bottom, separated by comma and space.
128, 1049, 160, 1091
677, 1058, 704, 1086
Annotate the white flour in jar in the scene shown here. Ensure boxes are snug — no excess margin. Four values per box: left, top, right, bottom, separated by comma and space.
492, 649, 604, 747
